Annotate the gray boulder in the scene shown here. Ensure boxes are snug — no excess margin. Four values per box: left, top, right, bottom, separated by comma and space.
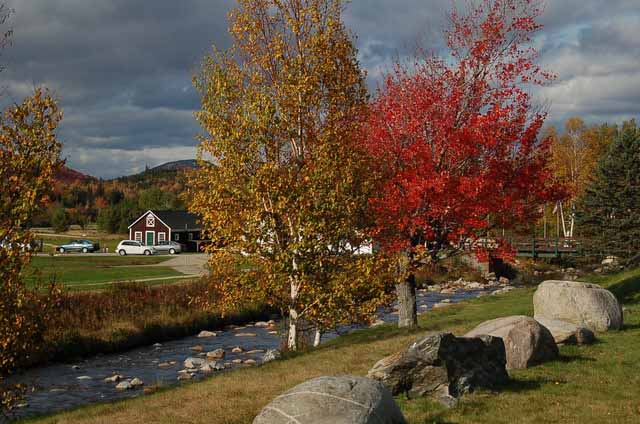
464, 316, 558, 369
535, 318, 595, 345
367, 332, 508, 406
533, 280, 623, 332
253, 376, 406, 424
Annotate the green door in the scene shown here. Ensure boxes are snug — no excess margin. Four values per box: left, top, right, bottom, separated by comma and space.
146, 232, 154, 246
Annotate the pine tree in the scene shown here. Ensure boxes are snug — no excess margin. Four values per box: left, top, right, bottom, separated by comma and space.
576, 120, 640, 258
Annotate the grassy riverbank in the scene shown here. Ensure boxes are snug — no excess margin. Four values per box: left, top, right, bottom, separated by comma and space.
23, 268, 640, 423
33, 281, 272, 367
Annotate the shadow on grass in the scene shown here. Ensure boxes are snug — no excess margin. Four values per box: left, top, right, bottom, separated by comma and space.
622, 323, 640, 331
419, 414, 457, 424
557, 353, 596, 364
499, 377, 548, 394
603, 272, 640, 304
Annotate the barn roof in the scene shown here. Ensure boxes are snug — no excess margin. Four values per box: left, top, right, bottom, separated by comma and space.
152, 210, 201, 231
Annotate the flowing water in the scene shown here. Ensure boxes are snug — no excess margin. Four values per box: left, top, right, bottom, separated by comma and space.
6, 287, 494, 420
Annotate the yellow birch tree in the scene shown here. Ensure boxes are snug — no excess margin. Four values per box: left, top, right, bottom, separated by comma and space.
188, 0, 392, 350
548, 117, 615, 237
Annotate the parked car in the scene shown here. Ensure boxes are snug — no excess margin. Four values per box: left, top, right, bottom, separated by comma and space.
153, 240, 182, 255
116, 240, 156, 256
57, 239, 100, 253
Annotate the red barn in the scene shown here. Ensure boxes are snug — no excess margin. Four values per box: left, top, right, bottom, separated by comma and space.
128, 210, 206, 252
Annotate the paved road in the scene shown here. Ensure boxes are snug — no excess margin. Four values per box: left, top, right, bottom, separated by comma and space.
34, 252, 210, 276
154, 253, 209, 276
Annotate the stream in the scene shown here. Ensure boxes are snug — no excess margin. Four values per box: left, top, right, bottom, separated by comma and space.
5, 287, 495, 420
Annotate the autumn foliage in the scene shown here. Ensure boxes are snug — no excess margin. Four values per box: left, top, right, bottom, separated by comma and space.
361, 0, 561, 326
0, 89, 63, 412
188, 0, 392, 350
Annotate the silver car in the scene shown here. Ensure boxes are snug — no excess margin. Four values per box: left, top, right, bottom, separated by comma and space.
153, 240, 182, 255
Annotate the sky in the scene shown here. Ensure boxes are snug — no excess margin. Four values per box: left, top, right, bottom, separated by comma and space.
2, 0, 639, 178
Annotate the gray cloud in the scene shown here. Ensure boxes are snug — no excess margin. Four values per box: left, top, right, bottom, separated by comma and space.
1, 0, 638, 177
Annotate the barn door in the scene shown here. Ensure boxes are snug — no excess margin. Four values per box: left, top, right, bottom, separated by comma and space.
146, 231, 154, 246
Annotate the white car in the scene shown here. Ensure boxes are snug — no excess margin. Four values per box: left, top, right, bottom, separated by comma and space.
116, 240, 157, 256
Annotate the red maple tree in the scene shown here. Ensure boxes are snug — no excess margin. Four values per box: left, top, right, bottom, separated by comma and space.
362, 0, 562, 327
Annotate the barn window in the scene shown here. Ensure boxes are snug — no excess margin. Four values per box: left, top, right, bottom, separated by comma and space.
158, 232, 166, 242
146, 215, 155, 227
134, 232, 143, 242
189, 232, 194, 241
174, 233, 179, 241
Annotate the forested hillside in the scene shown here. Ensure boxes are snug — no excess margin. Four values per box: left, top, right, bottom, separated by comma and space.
34, 160, 197, 233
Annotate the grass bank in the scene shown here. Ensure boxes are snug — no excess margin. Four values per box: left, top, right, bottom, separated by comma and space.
28, 281, 272, 368
24, 256, 184, 290
24, 268, 640, 424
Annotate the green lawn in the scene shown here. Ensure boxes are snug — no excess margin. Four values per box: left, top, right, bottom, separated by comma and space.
22, 268, 640, 423
24, 256, 186, 290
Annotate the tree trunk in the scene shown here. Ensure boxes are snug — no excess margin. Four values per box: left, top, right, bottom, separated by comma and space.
313, 328, 322, 347
397, 273, 418, 329
287, 308, 298, 351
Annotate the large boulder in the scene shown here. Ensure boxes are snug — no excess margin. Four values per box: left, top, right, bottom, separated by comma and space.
533, 280, 623, 332
253, 376, 406, 424
367, 332, 508, 407
464, 316, 558, 369
535, 318, 595, 345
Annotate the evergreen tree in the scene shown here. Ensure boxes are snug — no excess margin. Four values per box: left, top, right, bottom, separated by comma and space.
51, 207, 70, 233
576, 120, 640, 258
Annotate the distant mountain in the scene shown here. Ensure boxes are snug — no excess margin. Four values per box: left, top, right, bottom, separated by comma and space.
147, 160, 198, 173
55, 166, 96, 184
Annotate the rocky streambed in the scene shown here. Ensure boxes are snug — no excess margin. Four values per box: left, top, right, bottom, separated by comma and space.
6, 283, 507, 420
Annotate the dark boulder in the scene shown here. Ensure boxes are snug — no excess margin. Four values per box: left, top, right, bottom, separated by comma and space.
368, 332, 508, 407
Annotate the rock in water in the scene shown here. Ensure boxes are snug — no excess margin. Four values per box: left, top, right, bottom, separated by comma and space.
206, 348, 225, 360
104, 374, 123, 383
130, 378, 144, 387
533, 280, 623, 332
368, 332, 508, 406
197, 330, 217, 338
184, 357, 206, 369
534, 318, 595, 345
464, 316, 559, 369
115, 381, 133, 391
253, 376, 406, 424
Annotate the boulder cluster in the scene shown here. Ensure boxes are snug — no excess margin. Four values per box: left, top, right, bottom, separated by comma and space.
253, 279, 624, 423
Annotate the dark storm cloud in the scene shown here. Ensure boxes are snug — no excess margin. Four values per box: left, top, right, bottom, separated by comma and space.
2, 0, 639, 177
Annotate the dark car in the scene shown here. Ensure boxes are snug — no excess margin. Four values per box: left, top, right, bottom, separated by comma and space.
56, 239, 100, 253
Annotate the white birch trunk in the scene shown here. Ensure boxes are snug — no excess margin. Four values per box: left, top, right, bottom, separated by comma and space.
287, 307, 298, 351
313, 328, 322, 347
